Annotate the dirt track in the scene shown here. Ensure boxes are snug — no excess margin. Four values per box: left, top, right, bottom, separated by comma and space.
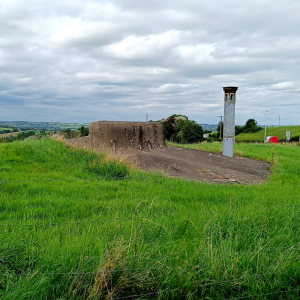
125, 145, 270, 184
66, 137, 270, 184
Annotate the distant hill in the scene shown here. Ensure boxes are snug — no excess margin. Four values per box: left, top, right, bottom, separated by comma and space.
235, 125, 300, 142
0, 121, 218, 132
0, 121, 90, 130
199, 124, 217, 132
0, 124, 18, 134
0, 124, 16, 129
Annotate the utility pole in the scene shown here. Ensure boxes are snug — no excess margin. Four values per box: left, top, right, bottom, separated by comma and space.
279, 115, 280, 127
218, 116, 223, 139
264, 111, 268, 143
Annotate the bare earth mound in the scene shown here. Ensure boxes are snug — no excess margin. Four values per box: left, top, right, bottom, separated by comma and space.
67, 136, 270, 184
125, 145, 270, 184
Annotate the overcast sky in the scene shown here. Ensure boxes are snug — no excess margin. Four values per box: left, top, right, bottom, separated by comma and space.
1, 0, 300, 125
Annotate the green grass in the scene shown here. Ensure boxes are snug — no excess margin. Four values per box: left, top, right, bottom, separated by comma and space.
1, 139, 300, 299
235, 125, 300, 143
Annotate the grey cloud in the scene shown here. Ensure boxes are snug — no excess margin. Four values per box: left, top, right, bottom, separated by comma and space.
0, 0, 300, 125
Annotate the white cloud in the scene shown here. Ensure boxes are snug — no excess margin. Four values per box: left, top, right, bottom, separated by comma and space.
105, 30, 181, 58
270, 81, 295, 90
175, 44, 215, 63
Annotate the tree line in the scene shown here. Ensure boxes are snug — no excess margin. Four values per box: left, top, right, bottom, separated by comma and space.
217, 118, 262, 138
158, 115, 262, 144
1, 118, 262, 145
1, 131, 39, 143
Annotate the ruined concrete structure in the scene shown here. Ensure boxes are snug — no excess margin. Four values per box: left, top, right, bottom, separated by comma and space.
89, 121, 166, 151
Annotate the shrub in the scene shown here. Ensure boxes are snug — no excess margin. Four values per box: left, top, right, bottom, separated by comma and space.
78, 126, 89, 137
235, 125, 244, 135
235, 118, 262, 135
176, 120, 203, 144
207, 132, 220, 141
61, 129, 80, 139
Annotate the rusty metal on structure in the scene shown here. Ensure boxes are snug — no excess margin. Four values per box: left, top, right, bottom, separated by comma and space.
222, 86, 238, 157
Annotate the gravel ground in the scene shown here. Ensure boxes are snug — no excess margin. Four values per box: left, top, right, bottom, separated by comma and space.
125, 145, 270, 184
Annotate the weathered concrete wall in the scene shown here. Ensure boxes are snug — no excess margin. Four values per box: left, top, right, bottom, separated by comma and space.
89, 121, 166, 151
65, 136, 91, 149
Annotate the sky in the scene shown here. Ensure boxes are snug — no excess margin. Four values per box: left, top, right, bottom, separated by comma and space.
0, 0, 300, 125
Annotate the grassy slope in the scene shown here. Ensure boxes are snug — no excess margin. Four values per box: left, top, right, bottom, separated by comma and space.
1, 139, 300, 299
235, 125, 300, 142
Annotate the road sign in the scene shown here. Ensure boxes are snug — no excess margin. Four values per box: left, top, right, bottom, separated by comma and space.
286, 131, 290, 142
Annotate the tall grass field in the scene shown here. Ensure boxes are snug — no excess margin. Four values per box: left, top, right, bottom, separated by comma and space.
1, 139, 300, 299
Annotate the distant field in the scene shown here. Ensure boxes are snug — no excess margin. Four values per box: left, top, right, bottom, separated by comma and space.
0, 121, 90, 130
236, 125, 300, 142
0, 127, 13, 131
0, 128, 14, 135
0, 121, 218, 132
0, 130, 41, 138
0, 131, 21, 138
200, 124, 217, 131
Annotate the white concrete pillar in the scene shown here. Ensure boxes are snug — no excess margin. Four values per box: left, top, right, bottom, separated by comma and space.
222, 86, 238, 157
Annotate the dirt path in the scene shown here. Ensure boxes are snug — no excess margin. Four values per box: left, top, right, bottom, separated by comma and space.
125, 145, 270, 184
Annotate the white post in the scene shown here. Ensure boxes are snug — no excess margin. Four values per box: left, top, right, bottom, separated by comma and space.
264, 111, 268, 143
222, 87, 238, 157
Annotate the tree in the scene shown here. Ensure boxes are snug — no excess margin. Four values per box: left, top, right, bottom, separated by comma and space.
235, 125, 244, 135
244, 118, 257, 130
243, 118, 262, 133
234, 118, 262, 136
78, 126, 89, 137
160, 115, 176, 140
159, 115, 203, 144
62, 128, 73, 139
177, 120, 203, 144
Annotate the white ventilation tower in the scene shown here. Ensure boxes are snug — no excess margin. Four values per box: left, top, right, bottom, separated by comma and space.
222, 86, 238, 157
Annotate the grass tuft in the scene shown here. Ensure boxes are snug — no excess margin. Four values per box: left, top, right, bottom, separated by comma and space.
85, 160, 128, 178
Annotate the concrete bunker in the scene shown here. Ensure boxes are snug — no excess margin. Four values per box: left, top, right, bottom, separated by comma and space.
89, 121, 166, 151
